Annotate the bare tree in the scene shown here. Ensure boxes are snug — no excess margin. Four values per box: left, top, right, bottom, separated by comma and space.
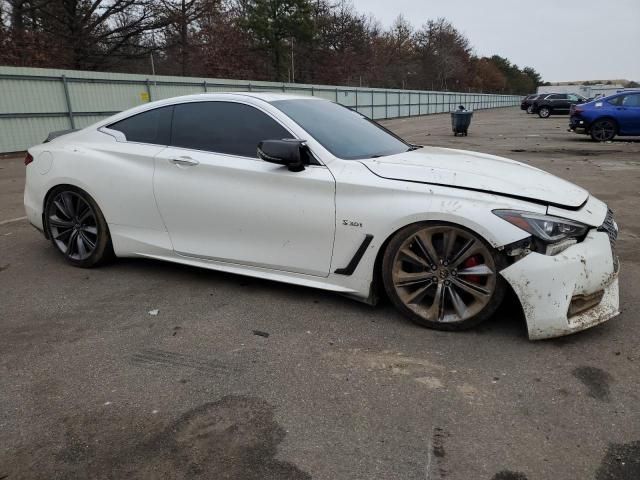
157, 0, 210, 75
0, 0, 544, 94
26, 0, 167, 69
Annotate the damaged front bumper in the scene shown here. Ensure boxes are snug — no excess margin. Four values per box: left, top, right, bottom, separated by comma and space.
500, 230, 619, 340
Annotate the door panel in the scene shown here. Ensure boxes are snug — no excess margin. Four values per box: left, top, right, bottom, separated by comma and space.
154, 149, 336, 276
556, 94, 570, 112
616, 94, 640, 134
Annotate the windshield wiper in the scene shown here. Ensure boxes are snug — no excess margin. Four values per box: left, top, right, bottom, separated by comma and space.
407, 144, 423, 151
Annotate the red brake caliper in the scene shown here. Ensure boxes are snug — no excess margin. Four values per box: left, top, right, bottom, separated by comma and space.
462, 255, 481, 284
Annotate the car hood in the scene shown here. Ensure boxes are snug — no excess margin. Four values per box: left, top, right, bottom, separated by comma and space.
359, 147, 588, 209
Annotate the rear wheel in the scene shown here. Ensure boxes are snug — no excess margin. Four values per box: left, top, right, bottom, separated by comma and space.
45, 187, 113, 267
590, 119, 617, 142
381, 223, 506, 331
538, 106, 551, 118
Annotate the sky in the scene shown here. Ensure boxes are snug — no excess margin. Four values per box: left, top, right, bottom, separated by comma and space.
350, 0, 640, 83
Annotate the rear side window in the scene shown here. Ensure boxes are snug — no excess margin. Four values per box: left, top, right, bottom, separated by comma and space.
171, 102, 290, 157
108, 106, 173, 144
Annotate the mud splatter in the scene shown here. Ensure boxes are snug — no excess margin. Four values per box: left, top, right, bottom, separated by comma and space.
131, 395, 310, 479
572, 366, 613, 401
427, 427, 448, 478
596, 441, 640, 480
432, 427, 446, 458
491, 471, 528, 480
46, 396, 310, 480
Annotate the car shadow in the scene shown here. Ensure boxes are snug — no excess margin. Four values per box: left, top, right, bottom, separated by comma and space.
110, 256, 383, 313
104, 256, 530, 340
473, 288, 529, 340
566, 135, 640, 144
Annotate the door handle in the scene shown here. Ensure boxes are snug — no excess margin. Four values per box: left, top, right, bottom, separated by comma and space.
170, 156, 199, 166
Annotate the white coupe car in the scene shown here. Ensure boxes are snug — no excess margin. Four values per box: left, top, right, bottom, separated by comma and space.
24, 93, 620, 340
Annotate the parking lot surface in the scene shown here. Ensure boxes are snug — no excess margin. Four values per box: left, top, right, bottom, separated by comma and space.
1, 107, 639, 480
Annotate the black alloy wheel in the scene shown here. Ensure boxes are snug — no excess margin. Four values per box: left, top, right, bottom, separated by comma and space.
45, 187, 113, 267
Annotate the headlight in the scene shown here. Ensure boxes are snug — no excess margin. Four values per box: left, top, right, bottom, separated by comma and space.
493, 210, 589, 243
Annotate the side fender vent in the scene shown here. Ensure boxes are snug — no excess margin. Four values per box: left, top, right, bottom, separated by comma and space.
335, 234, 374, 276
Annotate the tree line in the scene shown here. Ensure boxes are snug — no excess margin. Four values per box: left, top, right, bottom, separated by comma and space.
0, 0, 543, 94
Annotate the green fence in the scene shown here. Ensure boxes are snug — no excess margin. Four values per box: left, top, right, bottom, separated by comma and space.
0, 66, 521, 153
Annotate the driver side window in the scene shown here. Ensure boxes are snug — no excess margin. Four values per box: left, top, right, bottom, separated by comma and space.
170, 101, 291, 158
622, 94, 640, 107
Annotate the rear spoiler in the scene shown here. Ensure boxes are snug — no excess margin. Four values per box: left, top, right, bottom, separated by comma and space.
44, 129, 79, 143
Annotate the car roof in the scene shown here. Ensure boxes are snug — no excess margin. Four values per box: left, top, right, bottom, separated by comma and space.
157, 92, 323, 105
91, 92, 327, 129
597, 90, 640, 101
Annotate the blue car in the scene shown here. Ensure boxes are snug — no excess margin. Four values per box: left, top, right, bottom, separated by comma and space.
569, 91, 640, 141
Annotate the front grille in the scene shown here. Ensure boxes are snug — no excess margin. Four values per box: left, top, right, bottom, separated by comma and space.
599, 208, 618, 249
598, 208, 619, 270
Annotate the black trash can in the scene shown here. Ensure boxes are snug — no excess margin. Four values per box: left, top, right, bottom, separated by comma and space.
451, 107, 473, 136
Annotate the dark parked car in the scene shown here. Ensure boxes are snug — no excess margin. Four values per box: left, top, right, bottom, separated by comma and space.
520, 94, 541, 113
570, 91, 640, 141
533, 93, 587, 118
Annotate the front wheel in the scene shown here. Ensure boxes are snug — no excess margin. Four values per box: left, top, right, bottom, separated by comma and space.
538, 106, 551, 118
590, 119, 617, 142
381, 223, 506, 331
45, 187, 113, 267
526, 105, 533, 114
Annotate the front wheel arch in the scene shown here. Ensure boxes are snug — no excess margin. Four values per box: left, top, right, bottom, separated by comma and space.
378, 220, 509, 330
371, 220, 504, 302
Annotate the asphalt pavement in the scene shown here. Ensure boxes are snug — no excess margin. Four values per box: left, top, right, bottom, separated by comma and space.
1, 107, 639, 480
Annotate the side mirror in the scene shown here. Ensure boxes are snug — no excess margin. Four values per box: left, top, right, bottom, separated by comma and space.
257, 139, 306, 172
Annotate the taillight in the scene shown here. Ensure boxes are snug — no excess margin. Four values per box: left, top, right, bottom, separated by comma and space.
24, 153, 34, 166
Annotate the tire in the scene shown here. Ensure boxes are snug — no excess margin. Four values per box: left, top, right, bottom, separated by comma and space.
44, 186, 114, 267
526, 105, 533, 114
538, 106, 551, 118
590, 119, 617, 142
381, 222, 507, 331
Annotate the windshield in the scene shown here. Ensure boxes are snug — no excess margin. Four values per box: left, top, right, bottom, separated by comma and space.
271, 99, 411, 160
